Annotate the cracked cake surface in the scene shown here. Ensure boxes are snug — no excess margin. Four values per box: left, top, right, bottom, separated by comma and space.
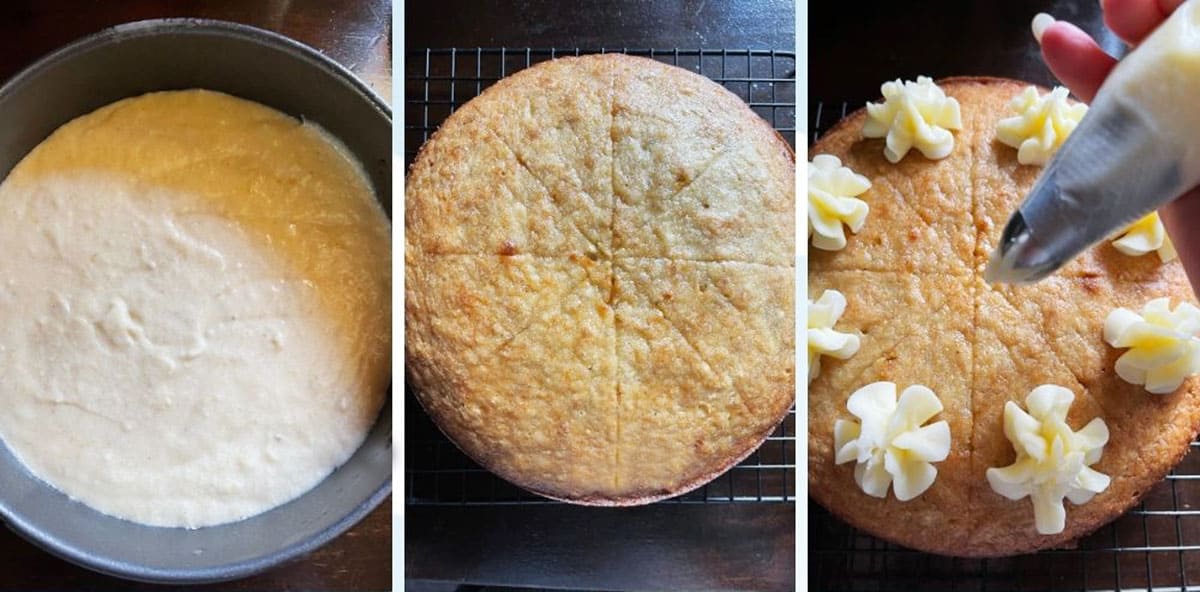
406, 54, 796, 504
809, 77, 1200, 556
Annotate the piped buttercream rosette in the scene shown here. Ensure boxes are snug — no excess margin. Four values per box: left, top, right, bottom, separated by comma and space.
986, 385, 1110, 535
863, 76, 962, 163
808, 289, 860, 382
834, 382, 951, 501
1104, 297, 1200, 394
808, 154, 870, 251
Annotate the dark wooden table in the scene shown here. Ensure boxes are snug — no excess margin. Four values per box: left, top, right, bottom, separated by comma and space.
404, 1, 795, 591
0, 0, 391, 102
0, 2, 391, 590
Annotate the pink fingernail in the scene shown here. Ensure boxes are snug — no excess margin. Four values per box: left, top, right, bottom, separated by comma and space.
1032, 13, 1056, 43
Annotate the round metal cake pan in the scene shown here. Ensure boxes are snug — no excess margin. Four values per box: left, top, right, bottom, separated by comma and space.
0, 19, 391, 584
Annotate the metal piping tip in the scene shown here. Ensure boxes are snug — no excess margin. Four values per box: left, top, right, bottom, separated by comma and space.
983, 211, 1062, 284
982, 89, 1187, 286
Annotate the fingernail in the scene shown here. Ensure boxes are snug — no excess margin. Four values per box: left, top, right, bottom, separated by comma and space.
1032, 13, 1055, 44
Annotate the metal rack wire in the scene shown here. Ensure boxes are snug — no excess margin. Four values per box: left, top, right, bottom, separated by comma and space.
809, 100, 1200, 592
404, 48, 796, 507
405, 48, 796, 168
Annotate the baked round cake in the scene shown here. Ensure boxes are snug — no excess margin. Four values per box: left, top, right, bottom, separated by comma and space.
406, 54, 795, 504
809, 77, 1200, 556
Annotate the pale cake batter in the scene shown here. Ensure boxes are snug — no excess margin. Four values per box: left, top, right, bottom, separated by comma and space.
0, 90, 390, 528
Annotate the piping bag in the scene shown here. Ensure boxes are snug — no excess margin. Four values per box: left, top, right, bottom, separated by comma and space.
986, 0, 1200, 284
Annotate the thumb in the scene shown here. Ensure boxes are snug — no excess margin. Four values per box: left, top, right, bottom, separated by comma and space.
1160, 187, 1200, 294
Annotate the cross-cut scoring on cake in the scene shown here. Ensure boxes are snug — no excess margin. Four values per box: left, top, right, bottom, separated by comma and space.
811, 79, 1200, 551
810, 277, 960, 396
489, 128, 606, 259
984, 284, 1116, 419
808, 111, 976, 275
411, 54, 795, 500
485, 271, 594, 358
608, 68, 620, 491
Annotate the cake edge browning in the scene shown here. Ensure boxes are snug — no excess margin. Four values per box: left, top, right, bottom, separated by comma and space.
405, 301, 796, 506
960, 380, 1200, 557
406, 53, 797, 505
807, 78, 1017, 558
534, 389, 794, 506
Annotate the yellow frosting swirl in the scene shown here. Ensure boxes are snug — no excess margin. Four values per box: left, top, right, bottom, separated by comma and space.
834, 382, 950, 501
863, 76, 962, 163
808, 289, 860, 382
1104, 297, 1200, 394
808, 154, 870, 251
996, 86, 1088, 166
1112, 212, 1178, 262
986, 385, 1109, 535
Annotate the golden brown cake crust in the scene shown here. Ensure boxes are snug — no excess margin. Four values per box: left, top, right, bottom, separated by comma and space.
809, 76, 1200, 556
407, 54, 796, 505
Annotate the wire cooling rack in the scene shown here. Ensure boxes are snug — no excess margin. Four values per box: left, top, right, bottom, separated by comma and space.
404, 48, 796, 167
810, 100, 1200, 592
404, 49, 796, 507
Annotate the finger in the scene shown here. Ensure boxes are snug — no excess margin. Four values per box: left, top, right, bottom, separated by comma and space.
1101, 0, 1184, 45
1039, 20, 1118, 102
1160, 187, 1200, 293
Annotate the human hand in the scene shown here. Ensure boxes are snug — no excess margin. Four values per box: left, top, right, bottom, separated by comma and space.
1036, 0, 1200, 289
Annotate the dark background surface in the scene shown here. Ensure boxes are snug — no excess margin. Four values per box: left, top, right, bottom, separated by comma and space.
807, 2, 1200, 591
809, 0, 1124, 107
405, 1, 796, 591
406, 0, 794, 49
0, 1, 391, 591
